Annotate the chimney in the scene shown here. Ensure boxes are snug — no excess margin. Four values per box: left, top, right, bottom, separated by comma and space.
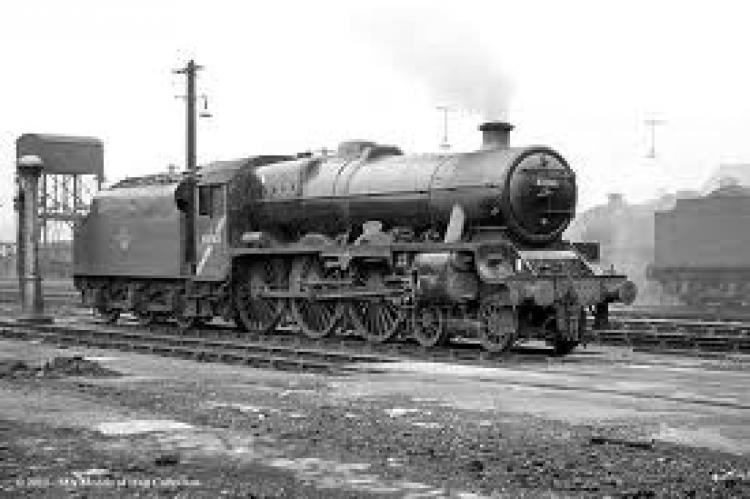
479, 121, 514, 150
607, 193, 624, 207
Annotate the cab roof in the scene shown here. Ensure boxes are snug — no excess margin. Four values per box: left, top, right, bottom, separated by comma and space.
197, 155, 292, 185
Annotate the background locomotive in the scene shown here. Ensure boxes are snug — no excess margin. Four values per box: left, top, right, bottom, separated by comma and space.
648, 175, 750, 308
73, 122, 636, 354
565, 192, 677, 305
569, 163, 750, 311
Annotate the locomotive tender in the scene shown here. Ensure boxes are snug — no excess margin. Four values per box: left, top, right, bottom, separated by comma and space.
74, 122, 635, 354
649, 184, 750, 308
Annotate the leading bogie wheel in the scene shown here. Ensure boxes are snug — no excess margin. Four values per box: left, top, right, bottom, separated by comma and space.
478, 298, 518, 353
412, 306, 447, 348
551, 306, 584, 356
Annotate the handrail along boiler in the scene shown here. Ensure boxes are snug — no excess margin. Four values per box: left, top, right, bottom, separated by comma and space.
73, 122, 636, 354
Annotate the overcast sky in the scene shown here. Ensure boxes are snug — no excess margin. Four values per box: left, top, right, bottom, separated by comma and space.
2, 0, 750, 239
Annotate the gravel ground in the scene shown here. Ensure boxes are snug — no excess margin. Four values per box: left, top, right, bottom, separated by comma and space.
0, 341, 748, 497
0, 355, 121, 379
1, 417, 346, 498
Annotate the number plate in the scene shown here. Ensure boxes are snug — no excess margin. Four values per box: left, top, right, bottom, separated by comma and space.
536, 178, 560, 187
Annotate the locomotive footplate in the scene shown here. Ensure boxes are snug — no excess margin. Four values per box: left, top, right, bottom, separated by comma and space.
507, 275, 635, 308
257, 288, 404, 300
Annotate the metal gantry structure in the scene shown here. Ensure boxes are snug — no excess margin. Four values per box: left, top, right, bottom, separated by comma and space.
8, 60, 205, 279
15, 134, 104, 277
39, 172, 101, 257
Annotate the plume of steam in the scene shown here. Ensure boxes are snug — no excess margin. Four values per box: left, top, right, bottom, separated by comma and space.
353, 5, 513, 120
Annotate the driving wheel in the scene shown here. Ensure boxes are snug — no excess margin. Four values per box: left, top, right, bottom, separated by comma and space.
234, 260, 286, 334
289, 256, 344, 339
478, 298, 518, 353
347, 268, 405, 343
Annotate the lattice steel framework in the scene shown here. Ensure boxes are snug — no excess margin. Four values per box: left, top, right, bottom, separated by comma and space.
38, 173, 101, 276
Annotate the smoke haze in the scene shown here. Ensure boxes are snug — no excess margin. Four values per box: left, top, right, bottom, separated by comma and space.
353, 5, 513, 120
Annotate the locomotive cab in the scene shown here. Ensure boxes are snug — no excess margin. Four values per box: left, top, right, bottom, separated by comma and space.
189, 157, 291, 281
194, 181, 229, 280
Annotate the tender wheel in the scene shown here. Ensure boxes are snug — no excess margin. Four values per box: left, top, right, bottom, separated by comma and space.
172, 291, 199, 331
153, 313, 171, 324
289, 257, 344, 339
97, 308, 119, 324
174, 305, 198, 331
175, 315, 198, 331
234, 260, 286, 334
412, 306, 447, 348
553, 339, 579, 356
135, 310, 156, 327
478, 299, 518, 353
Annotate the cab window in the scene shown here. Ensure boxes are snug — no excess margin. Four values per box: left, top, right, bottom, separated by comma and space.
198, 184, 225, 217
198, 185, 211, 216
211, 185, 224, 216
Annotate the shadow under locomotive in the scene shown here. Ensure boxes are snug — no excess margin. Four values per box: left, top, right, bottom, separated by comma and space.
73, 122, 636, 356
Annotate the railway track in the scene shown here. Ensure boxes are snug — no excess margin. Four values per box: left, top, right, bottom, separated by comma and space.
0, 277, 748, 355
610, 305, 750, 322
0, 317, 747, 413
0, 318, 393, 373
470, 375, 750, 411
0, 315, 562, 371
0, 280, 748, 353
0, 279, 79, 306
593, 310, 750, 353
610, 316, 750, 334
589, 326, 750, 354
0, 308, 748, 379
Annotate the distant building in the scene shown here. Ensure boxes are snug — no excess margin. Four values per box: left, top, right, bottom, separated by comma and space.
566, 192, 676, 304
0, 240, 72, 278
701, 163, 750, 194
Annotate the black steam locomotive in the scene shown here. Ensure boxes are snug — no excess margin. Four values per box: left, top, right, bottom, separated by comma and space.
73, 122, 635, 354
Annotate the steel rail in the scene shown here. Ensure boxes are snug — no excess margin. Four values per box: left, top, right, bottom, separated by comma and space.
0, 318, 747, 411
0, 319, 388, 373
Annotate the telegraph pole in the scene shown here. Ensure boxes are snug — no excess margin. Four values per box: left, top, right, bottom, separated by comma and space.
645, 118, 665, 159
436, 105, 453, 150
174, 60, 203, 172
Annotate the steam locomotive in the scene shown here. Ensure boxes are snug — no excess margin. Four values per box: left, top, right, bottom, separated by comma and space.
73, 122, 635, 354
